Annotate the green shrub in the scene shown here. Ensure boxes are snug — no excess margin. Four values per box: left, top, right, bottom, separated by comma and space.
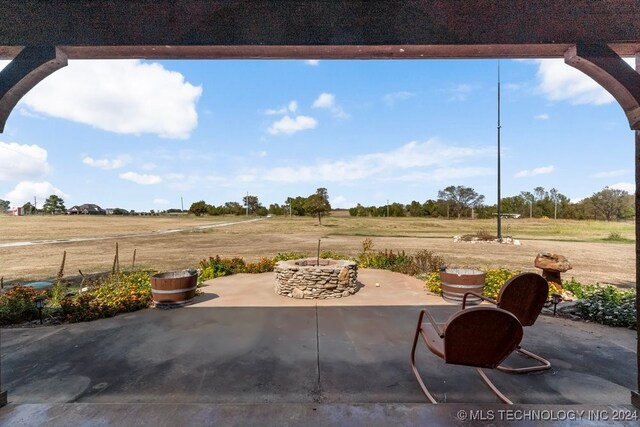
564, 280, 636, 329
61, 271, 153, 323
484, 268, 519, 299
0, 286, 46, 325
273, 252, 308, 261
413, 249, 446, 274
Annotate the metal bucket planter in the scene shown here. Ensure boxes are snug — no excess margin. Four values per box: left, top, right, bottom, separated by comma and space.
440, 268, 486, 305
151, 269, 198, 306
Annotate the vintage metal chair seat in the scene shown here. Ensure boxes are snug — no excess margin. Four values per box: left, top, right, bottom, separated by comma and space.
462, 272, 551, 373
410, 306, 523, 404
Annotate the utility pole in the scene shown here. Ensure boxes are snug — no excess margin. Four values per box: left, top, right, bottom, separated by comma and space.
246, 191, 249, 216
497, 60, 502, 241
180, 196, 184, 212
386, 200, 389, 217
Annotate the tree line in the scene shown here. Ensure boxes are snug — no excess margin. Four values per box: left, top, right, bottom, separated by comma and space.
348, 185, 634, 221
189, 188, 332, 224
2, 184, 632, 222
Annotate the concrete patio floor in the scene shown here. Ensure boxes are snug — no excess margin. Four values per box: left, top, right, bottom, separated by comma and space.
0, 269, 637, 425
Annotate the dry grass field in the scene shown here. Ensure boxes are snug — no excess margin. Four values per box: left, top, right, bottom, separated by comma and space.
0, 213, 635, 287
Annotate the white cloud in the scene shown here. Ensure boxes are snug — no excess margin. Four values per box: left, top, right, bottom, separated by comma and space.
391, 167, 495, 182
0, 141, 49, 181
331, 196, 355, 209
141, 162, 157, 171
534, 58, 635, 106
250, 150, 268, 158
592, 169, 629, 178
4, 181, 68, 207
82, 155, 131, 170
119, 171, 162, 185
383, 91, 415, 106
265, 101, 299, 116
610, 182, 635, 193
254, 139, 493, 183
515, 165, 555, 178
535, 113, 550, 120
305, 60, 320, 66
267, 115, 318, 135
448, 84, 472, 101
153, 198, 170, 205
18, 60, 202, 139
313, 93, 335, 109
312, 92, 349, 119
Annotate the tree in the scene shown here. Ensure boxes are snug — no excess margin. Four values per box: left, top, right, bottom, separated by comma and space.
0, 199, 9, 213
242, 195, 262, 215
304, 187, 331, 224
21, 201, 36, 215
589, 187, 632, 221
189, 200, 209, 216
437, 185, 485, 218
42, 194, 66, 214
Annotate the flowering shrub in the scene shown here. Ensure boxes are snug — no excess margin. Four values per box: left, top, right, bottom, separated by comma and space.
0, 286, 47, 325
425, 268, 565, 300
567, 282, 636, 329
198, 252, 312, 286
357, 239, 442, 276
425, 268, 520, 299
61, 271, 153, 323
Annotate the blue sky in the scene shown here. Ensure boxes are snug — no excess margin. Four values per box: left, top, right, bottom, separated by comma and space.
0, 57, 635, 211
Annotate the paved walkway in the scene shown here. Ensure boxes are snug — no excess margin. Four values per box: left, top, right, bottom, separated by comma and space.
0, 269, 637, 426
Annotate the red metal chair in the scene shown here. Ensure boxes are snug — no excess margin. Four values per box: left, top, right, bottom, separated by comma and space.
463, 272, 551, 373
410, 306, 523, 404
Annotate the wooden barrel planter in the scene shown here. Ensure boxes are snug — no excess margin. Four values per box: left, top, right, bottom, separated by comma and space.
150, 270, 198, 306
440, 268, 486, 305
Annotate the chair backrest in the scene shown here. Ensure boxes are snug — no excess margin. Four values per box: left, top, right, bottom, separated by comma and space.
497, 273, 549, 326
443, 307, 523, 369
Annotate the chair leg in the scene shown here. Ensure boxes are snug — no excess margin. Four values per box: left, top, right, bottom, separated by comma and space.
497, 346, 551, 374
410, 311, 438, 404
476, 368, 514, 404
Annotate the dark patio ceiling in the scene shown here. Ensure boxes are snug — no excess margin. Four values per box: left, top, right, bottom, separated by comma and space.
0, 0, 640, 59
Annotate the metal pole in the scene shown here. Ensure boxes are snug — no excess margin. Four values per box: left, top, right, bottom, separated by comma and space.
387, 200, 389, 217
497, 60, 502, 241
246, 191, 249, 216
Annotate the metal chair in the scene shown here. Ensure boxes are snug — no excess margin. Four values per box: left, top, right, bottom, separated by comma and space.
463, 272, 551, 373
410, 306, 523, 404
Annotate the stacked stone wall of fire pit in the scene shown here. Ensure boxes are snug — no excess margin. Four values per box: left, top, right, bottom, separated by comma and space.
275, 258, 358, 299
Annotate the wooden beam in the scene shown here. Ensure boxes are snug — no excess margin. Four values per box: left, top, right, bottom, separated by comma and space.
635, 52, 640, 410
1, 1, 640, 59
565, 43, 640, 130
0, 46, 67, 132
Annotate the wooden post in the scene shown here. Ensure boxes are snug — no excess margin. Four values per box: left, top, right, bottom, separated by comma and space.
633, 52, 640, 409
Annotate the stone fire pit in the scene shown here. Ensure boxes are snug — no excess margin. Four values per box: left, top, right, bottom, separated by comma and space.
274, 258, 358, 299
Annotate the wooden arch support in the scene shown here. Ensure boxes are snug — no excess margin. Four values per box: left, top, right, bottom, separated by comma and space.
565, 43, 640, 130
0, 46, 67, 132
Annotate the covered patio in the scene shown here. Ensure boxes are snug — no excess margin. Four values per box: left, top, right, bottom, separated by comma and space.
0, 270, 636, 425
0, 0, 639, 422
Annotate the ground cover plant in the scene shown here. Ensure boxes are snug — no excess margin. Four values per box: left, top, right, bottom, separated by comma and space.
0, 270, 155, 325
563, 278, 636, 329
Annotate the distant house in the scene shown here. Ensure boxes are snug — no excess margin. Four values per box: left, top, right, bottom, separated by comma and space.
10, 207, 22, 216
67, 204, 106, 215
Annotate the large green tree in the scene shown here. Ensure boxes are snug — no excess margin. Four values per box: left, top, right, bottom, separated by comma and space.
0, 199, 9, 213
242, 195, 262, 215
437, 185, 485, 218
589, 187, 633, 221
304, 187, 331, 224
42, 194, 66, 214
189, 200, 209, 216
